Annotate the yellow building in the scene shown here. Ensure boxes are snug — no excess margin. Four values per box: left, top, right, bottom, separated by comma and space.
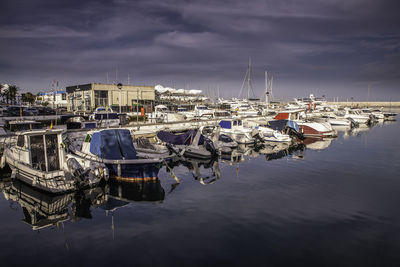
66, 83, 155, 112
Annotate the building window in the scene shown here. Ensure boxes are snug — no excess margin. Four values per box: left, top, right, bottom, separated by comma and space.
94, 90, 108, 107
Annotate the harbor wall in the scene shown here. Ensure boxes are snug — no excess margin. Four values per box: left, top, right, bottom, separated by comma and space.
326, 102, 400, 108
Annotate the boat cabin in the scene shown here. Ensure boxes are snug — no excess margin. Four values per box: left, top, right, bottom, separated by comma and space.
14, 129, 64, 172
219, 119, 244, 129
273, 110, 302, 120
7, 120, 42, 132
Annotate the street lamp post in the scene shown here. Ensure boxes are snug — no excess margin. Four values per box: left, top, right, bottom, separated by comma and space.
117, 83, 122, 113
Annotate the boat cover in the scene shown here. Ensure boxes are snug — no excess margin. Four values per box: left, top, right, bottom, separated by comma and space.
90, 129, 137, 160
267, 120, 299, 133
157, 130, 205, 145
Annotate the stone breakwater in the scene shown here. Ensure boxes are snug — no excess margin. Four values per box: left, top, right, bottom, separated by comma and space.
327, 102, 400, 108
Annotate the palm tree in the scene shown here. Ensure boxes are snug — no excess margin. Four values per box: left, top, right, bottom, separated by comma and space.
8, 85, 18, 104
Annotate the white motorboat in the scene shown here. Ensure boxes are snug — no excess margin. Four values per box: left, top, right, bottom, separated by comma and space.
157, 129, 218, 159
148, 105, 185, 123
194, 105, 215, 119
343, 108, 372, 125
359, 108, 385, 120
89, 107, 120, 128
200, 126, 238, 154
244, 120, 292, 142
315, 113, 354, 127
273, 109, 336, 138
1, 129, 106, 193
218, 119, 262, 144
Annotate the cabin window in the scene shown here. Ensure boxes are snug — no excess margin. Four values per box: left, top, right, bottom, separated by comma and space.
17, 136, 24, 147
30, 135, 46, 171
238, 120, 242, 126
45, 134, 60, 171
233, 121, 238, 126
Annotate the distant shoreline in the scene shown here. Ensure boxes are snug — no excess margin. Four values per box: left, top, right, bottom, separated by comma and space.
326, 101, 400, 107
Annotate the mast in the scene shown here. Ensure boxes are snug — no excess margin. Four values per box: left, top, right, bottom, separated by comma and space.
265, 71, 268, 104
247, 57, 251, 100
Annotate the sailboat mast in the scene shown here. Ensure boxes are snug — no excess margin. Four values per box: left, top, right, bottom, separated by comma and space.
247, 57, 251, 100
265, 71, 268, 104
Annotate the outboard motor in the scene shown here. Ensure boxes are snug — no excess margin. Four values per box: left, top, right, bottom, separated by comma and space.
367, 114, 378, 126
204, 138, 218, 157
67, 158, 88, 185
165, 143, 181, 156
286, 127, 305, 140
348, 117, 359, 128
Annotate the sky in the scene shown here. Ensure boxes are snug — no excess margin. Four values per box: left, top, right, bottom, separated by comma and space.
1, 0, 399, 101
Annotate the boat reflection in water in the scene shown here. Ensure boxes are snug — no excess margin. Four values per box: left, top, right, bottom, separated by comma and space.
166, 157, 221, 186
0, 178, 105, 230
302, 137, 333, 151
256, 142, 306, 161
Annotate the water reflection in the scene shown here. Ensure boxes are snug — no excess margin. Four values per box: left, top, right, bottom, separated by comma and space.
0, 178, 105, 230
166, 157, 221, 186
0, 119, 391, 232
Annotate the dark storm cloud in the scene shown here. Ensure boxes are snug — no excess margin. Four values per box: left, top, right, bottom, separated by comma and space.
0, 0, 399, 100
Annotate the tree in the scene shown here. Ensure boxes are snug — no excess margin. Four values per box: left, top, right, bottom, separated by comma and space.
8, 85, 18, 104
22, 92, 36, 104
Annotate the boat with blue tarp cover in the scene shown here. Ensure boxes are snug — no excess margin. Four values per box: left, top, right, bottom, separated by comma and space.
67, 128, 163, 180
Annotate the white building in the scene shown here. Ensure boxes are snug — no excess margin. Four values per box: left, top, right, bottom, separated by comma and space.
38, 90, 67, 108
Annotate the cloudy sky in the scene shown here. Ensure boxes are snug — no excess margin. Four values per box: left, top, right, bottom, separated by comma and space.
1, 0, 399, 100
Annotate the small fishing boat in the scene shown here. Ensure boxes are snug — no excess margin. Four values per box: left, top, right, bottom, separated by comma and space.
157, 129, 218, 159
67, 128, 163, 180
1, 129, 106, 193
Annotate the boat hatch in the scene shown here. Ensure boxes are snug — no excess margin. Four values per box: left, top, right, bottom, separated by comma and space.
30, 134, 60, 172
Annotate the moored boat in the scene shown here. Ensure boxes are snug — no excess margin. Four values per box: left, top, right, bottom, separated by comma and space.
1, 129, 105, 193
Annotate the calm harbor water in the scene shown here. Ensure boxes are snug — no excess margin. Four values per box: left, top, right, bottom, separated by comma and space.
0, 117, 399, 266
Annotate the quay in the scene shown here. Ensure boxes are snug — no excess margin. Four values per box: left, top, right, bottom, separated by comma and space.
327, 101, 400, 108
